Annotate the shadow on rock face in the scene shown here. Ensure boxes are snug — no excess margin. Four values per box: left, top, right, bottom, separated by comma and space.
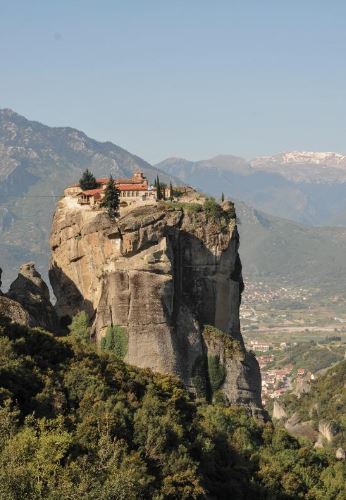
49, 262, 95, 331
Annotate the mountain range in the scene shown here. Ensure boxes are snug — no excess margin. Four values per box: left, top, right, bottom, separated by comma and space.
157, 153, 346, 226
1, 109, 346, 297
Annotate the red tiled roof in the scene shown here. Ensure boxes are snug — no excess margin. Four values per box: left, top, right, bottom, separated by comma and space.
96, 177, 147, 185
117, 184, 148, 191
78, 188, 104, 196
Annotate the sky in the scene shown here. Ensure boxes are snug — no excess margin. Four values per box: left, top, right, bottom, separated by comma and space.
1, 0, 346, 164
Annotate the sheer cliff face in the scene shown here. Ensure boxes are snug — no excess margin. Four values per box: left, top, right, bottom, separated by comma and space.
49, 198, 262, 415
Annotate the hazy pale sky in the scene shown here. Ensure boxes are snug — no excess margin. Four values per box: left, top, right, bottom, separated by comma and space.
1, 0, 346, 163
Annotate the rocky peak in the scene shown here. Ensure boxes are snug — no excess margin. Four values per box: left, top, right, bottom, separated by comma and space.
0, 265, 30, 326
7, 262, 58, 332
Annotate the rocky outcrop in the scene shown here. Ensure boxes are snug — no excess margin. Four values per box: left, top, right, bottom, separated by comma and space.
50, 196, 263, 416
336, 448, 345, 460
272, 401, 287, 420
0, 265, 29, 325
318, 421, 338, 444
0, 295, 30, 325
7, 262, 58, 332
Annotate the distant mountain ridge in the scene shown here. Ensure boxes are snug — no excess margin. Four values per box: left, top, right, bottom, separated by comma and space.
0, 109, 171, 288
156, 153, 346, 225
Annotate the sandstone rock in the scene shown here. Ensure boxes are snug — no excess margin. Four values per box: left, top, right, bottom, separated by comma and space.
49, 197, 264, 416
318, 421, 338, 443
336, 447, 345, 460
272, 401, 287, 420
7, 262, 58, 332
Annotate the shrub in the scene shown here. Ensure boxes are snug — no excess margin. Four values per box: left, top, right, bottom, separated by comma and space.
207, 355, 226, 393
101, 325, 128, 359
203, 197, 223, 221
203, 325, 243, 357
191, 355, 208, 399
68, 312, 90, 342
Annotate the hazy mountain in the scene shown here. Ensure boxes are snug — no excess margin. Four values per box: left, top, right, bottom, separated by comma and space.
251, 151, 346, 183
236, 201, 346, 292
157, 154, 346, 226
0, 109, 171, 288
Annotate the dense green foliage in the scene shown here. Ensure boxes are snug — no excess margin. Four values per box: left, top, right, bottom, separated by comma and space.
101, 325, 128, 359
0, 316, 345, 499
158, 198, 235, 227
79, 169, 99, 190
191, 355, 208, 399
267, 341, 345, 374
207, 355, 226, 393
282, 360, 346, 450
100, 175, 120, 219
68, 311, 90, 343
203, 197, 235, 225
203, 325, 243, 357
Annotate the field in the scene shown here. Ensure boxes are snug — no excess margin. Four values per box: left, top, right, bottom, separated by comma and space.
241, 280, 346, 345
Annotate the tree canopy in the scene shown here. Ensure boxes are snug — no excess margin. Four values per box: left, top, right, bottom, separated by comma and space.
0, 314, 345, 499
100, 175, 120, 219
79, 169, 99, 190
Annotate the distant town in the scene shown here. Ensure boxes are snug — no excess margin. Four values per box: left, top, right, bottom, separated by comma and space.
241, 280, 346, 406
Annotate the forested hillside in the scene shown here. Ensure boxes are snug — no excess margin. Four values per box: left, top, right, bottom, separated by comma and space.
0, 315, 345, 499
282, 360, 346, 451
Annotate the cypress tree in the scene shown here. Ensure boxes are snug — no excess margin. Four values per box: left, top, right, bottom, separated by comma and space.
221, 192, 225, 202
160, 182, 167, 200
79, 169, 98, 190
156, 175, 162, 200
169, 181, 173, 201
100, 175, 120, 219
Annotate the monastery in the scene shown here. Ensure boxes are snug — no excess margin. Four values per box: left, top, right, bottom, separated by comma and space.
64, 171, 171, 208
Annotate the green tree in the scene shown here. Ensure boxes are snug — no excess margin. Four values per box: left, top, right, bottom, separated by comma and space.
169, 181, 174, 201
100, 175, 120, 220
221, 192, 225, 202
68, 311, 90, 343
160, 182, 167, 201
156, 175, 162, 200
101, 325, 128, 359
79, 169, 98, 190
207, 355, 226, 393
